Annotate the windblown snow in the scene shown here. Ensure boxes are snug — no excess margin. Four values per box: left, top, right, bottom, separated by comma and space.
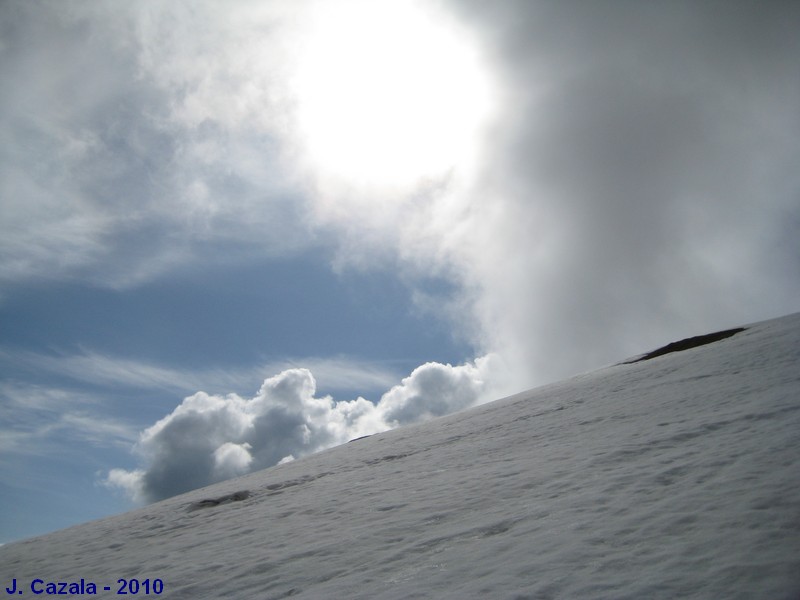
2, 313, 799, 599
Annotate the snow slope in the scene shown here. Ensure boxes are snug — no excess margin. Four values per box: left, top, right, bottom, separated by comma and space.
3, 313, 799, 599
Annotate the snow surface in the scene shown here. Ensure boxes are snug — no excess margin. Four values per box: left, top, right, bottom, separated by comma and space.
2, 313, 799, 599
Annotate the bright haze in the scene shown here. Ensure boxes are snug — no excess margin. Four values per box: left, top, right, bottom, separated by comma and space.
1, 1, 798, 542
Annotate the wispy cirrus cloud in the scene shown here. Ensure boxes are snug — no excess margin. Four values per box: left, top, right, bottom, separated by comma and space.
0, 381, 138, 457
0, 347, 403, 397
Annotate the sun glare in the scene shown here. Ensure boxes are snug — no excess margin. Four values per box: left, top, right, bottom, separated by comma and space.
292, 0, 494, 192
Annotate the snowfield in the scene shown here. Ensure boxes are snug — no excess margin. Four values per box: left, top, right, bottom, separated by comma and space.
2, 313, 799, 599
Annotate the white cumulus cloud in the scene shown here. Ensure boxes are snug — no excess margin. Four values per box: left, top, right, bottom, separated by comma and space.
106, 357, 503, 503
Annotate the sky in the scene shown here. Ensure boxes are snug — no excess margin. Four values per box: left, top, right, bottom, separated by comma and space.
1, 0, 799, 543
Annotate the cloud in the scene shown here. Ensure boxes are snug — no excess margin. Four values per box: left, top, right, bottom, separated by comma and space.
212, 442, 254, 478
0, 0, 489, 288
0, 347, 400, 397
0, 382, 137, 456
264, 357, 403, 395
5, 0, 799, 458
0, 1, 313, 288
106, 357, 502, 502
379, 356, 499, 425
452, 0, 800, 386
105, 469, 148, 505
306, 0, 800, 388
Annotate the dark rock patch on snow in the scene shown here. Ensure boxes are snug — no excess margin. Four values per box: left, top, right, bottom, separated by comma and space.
187, 490, 251, 511
624, 327, 746, 363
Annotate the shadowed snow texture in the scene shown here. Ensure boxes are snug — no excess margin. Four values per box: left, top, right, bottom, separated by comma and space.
2, 313, 799, 599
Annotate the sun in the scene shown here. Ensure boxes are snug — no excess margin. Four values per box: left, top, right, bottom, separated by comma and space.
291, 0, 494, 193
